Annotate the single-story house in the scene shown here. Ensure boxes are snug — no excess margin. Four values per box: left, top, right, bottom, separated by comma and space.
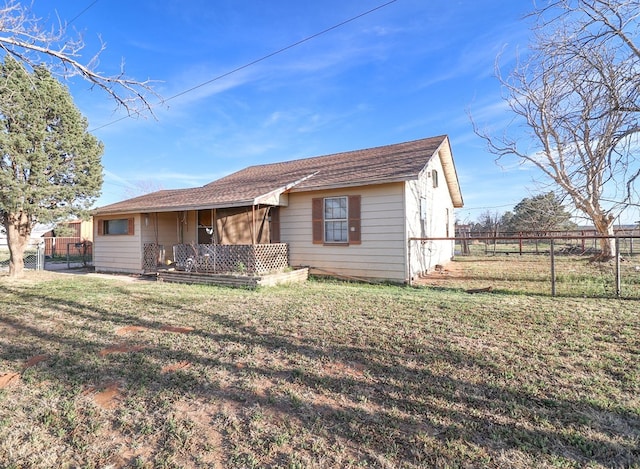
92, 135, 463, 283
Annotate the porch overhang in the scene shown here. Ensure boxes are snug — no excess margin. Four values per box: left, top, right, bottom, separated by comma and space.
93, 172, 318, 216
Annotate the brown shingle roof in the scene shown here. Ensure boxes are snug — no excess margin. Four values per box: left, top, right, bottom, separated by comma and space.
94, 135, 462, 215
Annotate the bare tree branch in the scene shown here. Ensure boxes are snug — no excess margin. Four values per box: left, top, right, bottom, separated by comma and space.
0, 0, 159, 116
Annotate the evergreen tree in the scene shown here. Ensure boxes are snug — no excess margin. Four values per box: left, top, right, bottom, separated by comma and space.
0, 57, 103, 277
507, 193, 576, 234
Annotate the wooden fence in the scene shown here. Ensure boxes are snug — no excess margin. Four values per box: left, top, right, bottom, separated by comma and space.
42, 237, 93, 258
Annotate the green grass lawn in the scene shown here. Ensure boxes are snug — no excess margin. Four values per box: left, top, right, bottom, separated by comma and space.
0, 271, 638, 468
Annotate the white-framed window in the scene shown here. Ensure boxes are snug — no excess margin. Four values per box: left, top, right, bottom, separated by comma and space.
432, 169, 439, 188
324, 196, 348, 243
312, 195, 360, 245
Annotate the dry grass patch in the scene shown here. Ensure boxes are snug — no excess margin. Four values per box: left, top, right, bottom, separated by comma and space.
0, 270, 638, 468
419, 254, 640, 299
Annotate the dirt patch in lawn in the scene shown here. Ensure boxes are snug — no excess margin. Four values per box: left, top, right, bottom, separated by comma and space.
23, 354, 49, 369
0, 372, 20, 388
0, 354, 50, 389
82, 381, 123, 409
174, 399, 225, 467
159, 325, 194, 334
161, 361, 191, 373
115, 325, 149, 335
415, 261, 469, 286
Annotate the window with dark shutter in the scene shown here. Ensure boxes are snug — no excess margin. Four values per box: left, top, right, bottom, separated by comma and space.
311, 196, 361, 245
312, 198, 324, 244
348, 195, 361, 244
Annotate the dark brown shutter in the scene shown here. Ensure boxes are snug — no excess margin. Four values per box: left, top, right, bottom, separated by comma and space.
97, 218, 103, 236
270, 207, 281, 243
128, 217, 135, 235
312, 198, 323, 244
348, 195, 361, 245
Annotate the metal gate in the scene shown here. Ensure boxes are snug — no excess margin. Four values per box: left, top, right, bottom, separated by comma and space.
0, 242, 45, 271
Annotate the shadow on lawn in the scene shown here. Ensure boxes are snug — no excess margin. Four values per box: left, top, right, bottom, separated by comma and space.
0, 281, 638, 467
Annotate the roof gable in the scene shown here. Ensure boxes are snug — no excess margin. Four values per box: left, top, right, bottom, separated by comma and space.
94, 135, 463, 214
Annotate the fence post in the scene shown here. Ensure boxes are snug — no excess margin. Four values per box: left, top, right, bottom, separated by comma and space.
615, 237, 621, 299
408, 239, 413, 286
37, 242, 44, 271
519, 232, 523, 255
550, 238, 556, 297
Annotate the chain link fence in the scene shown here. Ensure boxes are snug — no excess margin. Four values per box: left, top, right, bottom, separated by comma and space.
0, 242, 45, 272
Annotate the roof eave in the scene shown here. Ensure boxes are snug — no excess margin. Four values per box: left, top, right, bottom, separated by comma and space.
289, 176, 419, 193
93, 199, 260, 216
437, 137, 464, 208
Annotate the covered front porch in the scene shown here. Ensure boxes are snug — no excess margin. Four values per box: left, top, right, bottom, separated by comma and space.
141, 204, 286, 275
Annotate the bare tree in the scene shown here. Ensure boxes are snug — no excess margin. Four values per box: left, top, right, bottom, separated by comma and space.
123, 179, 165, 199
475, 210, 502, 254
475, 0, 640, 259
0, 0, 158, 115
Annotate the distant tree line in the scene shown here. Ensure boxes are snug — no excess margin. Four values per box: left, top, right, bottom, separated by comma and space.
466, 192, 577, 236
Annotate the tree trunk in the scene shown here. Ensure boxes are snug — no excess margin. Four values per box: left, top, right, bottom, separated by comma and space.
3, 211, 32, 278
593, 213, 616, 260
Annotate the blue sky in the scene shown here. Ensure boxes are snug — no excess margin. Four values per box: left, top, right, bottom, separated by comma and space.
30, 0, 636, 224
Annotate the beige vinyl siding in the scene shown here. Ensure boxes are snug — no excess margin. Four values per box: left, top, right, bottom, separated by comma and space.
282, 183, 406, 282
94, 211, 199, 273
140, 212, 183, 263
175, 210, 198, 245
94, 215, 143, 273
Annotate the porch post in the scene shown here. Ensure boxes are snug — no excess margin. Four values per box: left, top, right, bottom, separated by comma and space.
252, 205, 256, 245
211, 208, 216, 244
